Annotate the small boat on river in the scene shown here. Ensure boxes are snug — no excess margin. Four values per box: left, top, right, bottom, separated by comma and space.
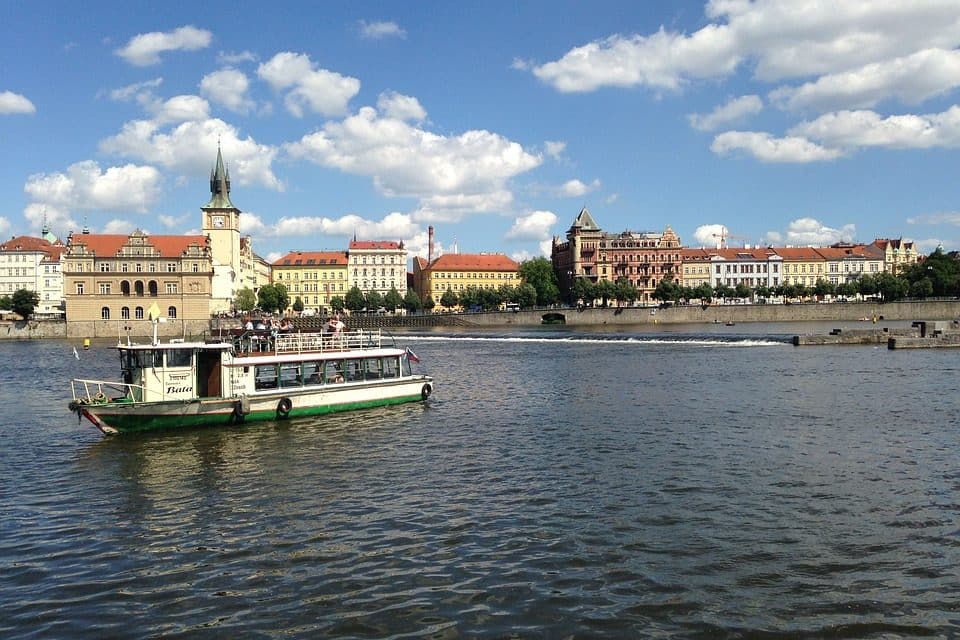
68, 328, 433, 435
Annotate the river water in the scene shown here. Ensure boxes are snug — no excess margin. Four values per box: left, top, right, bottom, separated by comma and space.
2, 322, 959, 638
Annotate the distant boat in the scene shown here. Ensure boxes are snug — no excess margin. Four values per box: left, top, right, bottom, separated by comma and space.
725, 321, 736, 326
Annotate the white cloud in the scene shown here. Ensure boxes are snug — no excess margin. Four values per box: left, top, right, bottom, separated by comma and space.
559, 178, 601, 198
711, 130, 844, 162
771, 48, 960, 112
115, 25, 212, 66
505, 210, 558, 241
790, 106, 960, 150
102, 219, 136, 234
915, 238, 946, 253
107, 78, 163, 103
693, 224, 728, 247
359, 20, 406, 40
780, 217, 856, 245
377, 91, 426, 122
100, 117, 282, 190
907, 211, 960, 226
200, 69, 255, 114
24, 203, 75, 237
148, 95, 210, 125
510, 58, 531, 71
24, 161, 162, 214
286, 105, 541, 221
688, 95, 763, 131
158, 213, 191, 229
257, 52, 360, 117
0, 91, 36, 115
544, 140, 566, 160
218, 50, 257, 65
0, 217, 10, 235
532, 2, 960, 92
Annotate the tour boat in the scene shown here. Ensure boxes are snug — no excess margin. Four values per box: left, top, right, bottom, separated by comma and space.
68, 328, 433, 435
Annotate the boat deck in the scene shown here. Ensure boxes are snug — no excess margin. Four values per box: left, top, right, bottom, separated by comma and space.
212, 328, 387, 356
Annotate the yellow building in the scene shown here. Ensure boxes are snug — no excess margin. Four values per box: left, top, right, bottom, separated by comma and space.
413, 253, 520, 308
772, 247, 827, 287
680, 248, 713, 288
272, 250, 348, 315
872, 238, 919, 274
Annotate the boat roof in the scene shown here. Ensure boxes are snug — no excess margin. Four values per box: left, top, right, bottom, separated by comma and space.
117, 341, 232, 351
229, 347, 406, 366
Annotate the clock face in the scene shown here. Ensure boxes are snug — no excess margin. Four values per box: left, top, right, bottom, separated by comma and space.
212, 216, 225, 228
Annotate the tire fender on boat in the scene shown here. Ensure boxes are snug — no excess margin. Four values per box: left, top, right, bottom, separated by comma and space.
277, 396, 293, 419
421, 383, 432, 401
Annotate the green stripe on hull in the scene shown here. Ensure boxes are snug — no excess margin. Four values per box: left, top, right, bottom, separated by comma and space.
95, 394, 425, 434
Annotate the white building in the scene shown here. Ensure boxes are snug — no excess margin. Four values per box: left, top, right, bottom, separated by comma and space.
347, 239, 407, 299
0, 227, 66, 316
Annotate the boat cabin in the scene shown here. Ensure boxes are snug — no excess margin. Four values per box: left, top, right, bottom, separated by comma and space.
119, 342, 234, 402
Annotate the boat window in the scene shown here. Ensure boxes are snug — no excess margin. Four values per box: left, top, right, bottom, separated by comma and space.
345, 359, 363, 382
363, 358, 383, 380
401, 356, 412, 377
255, 365, 278, 390
166, 349, 193, 368
325, 360, 345, 384
383, 356, 399, 379
304, 362, 323, 385
123, 349, 162, 369
279, 363, 302, 388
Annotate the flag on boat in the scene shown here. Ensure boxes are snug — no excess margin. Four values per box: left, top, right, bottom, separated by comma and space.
405, 347, 421, 363
73, 346, 80, 360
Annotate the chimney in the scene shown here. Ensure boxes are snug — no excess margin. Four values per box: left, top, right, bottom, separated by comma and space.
428, 225, 434, 263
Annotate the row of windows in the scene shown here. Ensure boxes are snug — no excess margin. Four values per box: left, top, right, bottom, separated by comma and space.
97, 262, 200, 273
76, 280, 179, 296
604, 253, 680, 263
4, 268, 31, 276
433, 272, 517, 280
101, 306, 177, 320
275, 271, 346, 280
254, 356, 406, 390
352, 268, 398, 277
717, 264, 779, 274
351, 255, 400, 265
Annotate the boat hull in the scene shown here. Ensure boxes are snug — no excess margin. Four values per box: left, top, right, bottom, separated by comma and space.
75, 377, 433, 434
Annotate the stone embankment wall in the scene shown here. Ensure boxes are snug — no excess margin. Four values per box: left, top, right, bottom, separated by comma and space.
62, 319, 212, 340
1, 320, 67, 339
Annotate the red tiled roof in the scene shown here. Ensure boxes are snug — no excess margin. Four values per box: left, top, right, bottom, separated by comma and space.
815, 245, 883, 260
1, 235, 55, 252
273, 250, 348, 267
771, 247, 824, 260
349, 240, 402, 250
67, 233, 208, 257
428, 253, 519, 271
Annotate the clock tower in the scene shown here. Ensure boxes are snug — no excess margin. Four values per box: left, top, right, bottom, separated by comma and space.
201, 145, 242, 313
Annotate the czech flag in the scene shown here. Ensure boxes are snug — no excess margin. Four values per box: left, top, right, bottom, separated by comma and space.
405, 347, 421, 363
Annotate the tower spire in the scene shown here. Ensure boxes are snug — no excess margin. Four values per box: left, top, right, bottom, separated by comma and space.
203, 143, 235, 209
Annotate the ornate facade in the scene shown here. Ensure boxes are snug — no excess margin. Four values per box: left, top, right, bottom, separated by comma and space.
347, 240, 407, 298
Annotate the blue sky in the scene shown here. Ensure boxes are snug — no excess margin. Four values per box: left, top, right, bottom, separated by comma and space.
2, 1, 960, 264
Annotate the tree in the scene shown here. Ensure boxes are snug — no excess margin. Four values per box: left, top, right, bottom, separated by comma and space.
365, 289, 383, 311
516, 283, 538, 308
903, 248, 960, 297
234, 287, 256, 312
910, 277, 934, 299
518, 257, 560, 306
653, 279, 682, 303
594, 279, 616, 307
10, 289, 39, 319
571, 277, 595, 306
714, 283, 734, 300
274, 283, 290, 313
440, 288, 459, 310
734, 282, 752, 299
384, 287, 403, 311
0, 294, 10, 310
292, 297, 304, 313
403, 288, 422, 312
876, 271, 908, 301
857, 274, 878, 297
614, 278, 638, 307
330, 296, 345, 313
692, 283, 713, 302
257, 284, 278, 313
423, 295, 436, 312
344, 286, 365, 312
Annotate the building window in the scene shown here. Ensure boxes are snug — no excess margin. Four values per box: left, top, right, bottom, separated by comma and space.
99, 263, 110, 272
121, 306, 130, 319
135, 281, 144, 296
135, 306, 144, 319
136, 263, 143, 272
166, 263, 176, 273
101, 307, 110, 320
149, 281, 158, 296
167, 306, 177, 318
99, 283, 111, 295
166, 283, 178, 294
192, 263, 199, 273
149, 264, 156, 272
76, 282, 85, 295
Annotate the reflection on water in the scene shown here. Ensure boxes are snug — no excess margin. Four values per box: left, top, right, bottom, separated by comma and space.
1, 330, 959, 638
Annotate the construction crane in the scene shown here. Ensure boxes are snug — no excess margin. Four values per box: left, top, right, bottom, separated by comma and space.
711, 229, 749, 249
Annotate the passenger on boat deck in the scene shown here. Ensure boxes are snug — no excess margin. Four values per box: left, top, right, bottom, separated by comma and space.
326, 314, 346, 334
244, 318, 254, 330
279, 318, 291, 331
255, 319, 267, 330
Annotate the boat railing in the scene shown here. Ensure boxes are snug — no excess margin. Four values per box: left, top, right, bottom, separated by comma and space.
274, 329, 382, 354
71, 378, 146, 405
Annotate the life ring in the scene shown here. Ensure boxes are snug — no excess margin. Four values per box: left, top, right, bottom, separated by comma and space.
232, 401, 246, 424
276, 397, 293, 418
94, 392, 108, 404
421, 384, 432, 401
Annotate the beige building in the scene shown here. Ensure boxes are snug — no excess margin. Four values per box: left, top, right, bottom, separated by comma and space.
872, 238, 919, 274
62, 230, 213, 335
272, 250, 349, 315
201, 147, 245, 314
680, 248, 714, 288
771, 247, 826, 287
